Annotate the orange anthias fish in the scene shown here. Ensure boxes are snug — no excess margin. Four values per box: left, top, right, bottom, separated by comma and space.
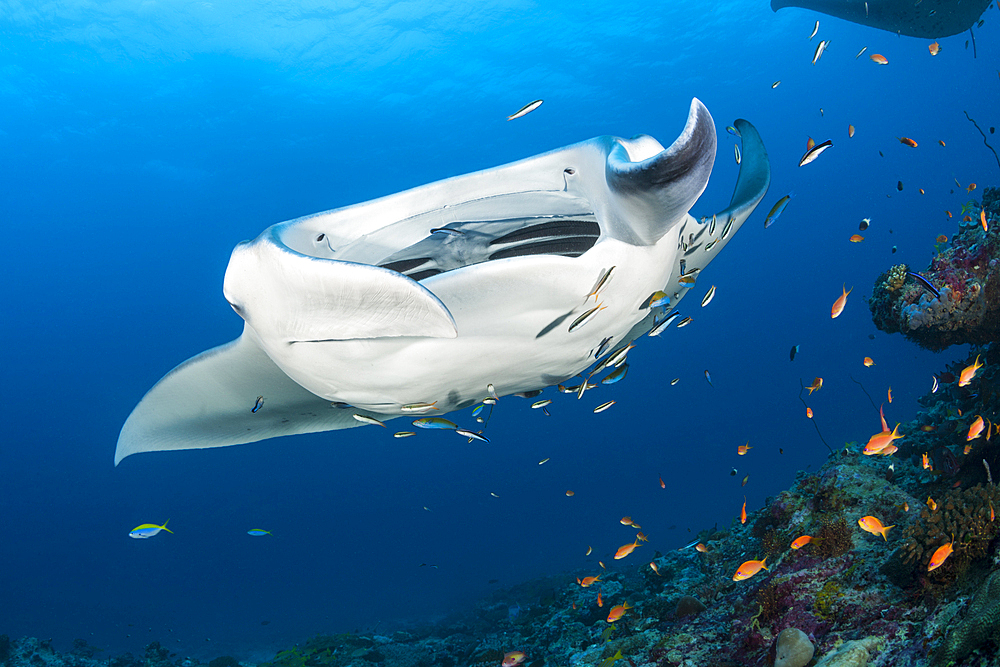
864, 424, 904, 455
990, 501, 995, 522
983, 209, 989, 232
806, 407, 814, 418
880, 404, 889, 432
927, 538, 954, 572
922, 452, 932, 470
738, 443, 753, 455
503, 652, 527, 667
928, 41, 940, 55
937, 235, 948, 244
696, 543, 709, 553
620, 516, 634, 526
959, 354, 984, 387
831, 284, 852, 318
928, 497, 938, 511
864, 357, 875, 367
578, 575, 601, 587
650, 561, 661, 575
806, 137, 816, 150
597, 590, 603, 607
848, 124, 856, 138
614, 540, 641, 560
850, 234, 865, 242
897, 136, 918, 147
807, 377, 824, 394
733, 558, 768, 581
858, 516, 894, 540
939, 140, 947, 147
968, 415, 985, 440
887, 386, 893, 403
791, 535, 813, 549
636, 532, 648, 542
946, 210, 953, 218
870, 53, 889, 64
740, 497, 747, 524
606, 602, 632, 623
659, 476, 666, 489
968, 183, 977, 193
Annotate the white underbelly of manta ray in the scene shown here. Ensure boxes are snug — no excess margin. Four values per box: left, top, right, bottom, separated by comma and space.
114, 98, 771, 465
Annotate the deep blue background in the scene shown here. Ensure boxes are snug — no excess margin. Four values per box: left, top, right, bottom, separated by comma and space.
1, 0, 998, 660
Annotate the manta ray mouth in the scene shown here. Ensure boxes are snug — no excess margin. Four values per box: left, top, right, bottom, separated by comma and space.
377, 216, 601, 281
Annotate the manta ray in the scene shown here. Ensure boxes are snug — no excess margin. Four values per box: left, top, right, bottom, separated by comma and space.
771, 0, 991, 38
115, 99, 771, 465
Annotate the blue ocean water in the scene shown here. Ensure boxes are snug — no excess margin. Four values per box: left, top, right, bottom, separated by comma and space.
1, 0, 998, 660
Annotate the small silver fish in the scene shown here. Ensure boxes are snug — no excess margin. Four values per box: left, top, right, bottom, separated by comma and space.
455, 428, 490, 443
538, 457, 550, 465
588, 266, 615, 300
401, 402, 438, 413
252, 396, 264, 413
734, 144, 741, 164
932, 376, 939, 393
704, 238, 718, 252
676, 316, 693, 328
487, 383, 499, 400
809, 20, 819, 40
593, 400, 616, 413
649, 310, 681, 336
393, 431, 416, 438
507, 99, 543, 121
721, 216, 734, 239
701, 285, 717, 307
799, 140, 833, 166
605, 343, 634, 368
812, 39, 829, 65
353, 413, 386, 428
771, 80, 781, 89
532, 399, 552, 409
709, 215, 717, 235
482, 397, 497, 405
569, 303, 606, 333
856, 46, 868, 59
595, 336, 613, 358
670, 378, 680, 386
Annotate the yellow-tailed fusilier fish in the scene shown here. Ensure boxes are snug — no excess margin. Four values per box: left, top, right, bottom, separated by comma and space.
507, 99, 543, 121
701, 285, 717, 307
812, 39, 829, 65
587, 266, 615, 300
129, 520, 173, 539
401, 402, 438, 413
569, 303, 606, 333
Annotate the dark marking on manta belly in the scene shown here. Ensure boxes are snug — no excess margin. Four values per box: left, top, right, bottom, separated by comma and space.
409, 268, 443, 281
490, 238, 594, 260
380, 257, 431, 274
447, 389, 461, 407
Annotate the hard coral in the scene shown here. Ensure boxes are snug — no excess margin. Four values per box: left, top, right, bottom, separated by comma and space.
932, 567, 1000, 665
899, 483, 1000, 576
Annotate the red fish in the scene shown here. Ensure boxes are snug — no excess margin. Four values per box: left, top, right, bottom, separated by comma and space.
858, 516, 894, 540
831, 284, 852, 318
606, 602, 632, 623
732, 558, 768, 581
790, 535, 813, 549
740, 497, 747, 524
503, 652, 526, 667
927, 538, 953, 572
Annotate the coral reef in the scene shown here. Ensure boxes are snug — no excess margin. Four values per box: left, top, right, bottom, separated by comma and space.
773, 628, 813, 667
932, 568, 1000, 665
869, 188, 1000, 350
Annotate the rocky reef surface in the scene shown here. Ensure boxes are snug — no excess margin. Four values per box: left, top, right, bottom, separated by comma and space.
4, 363, 1000, 667
869, 187, 1000, 351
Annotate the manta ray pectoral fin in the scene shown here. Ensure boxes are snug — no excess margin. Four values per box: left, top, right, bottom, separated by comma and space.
115, 327, 369, 465
605, 98, 717, 246
716, 118, 771, 231
772, 0, 991, 38
224, 228, 458, 342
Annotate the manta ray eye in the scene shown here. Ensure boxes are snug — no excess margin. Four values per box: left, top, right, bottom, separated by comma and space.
564, 168, 575, 175
316, 234, 325, 242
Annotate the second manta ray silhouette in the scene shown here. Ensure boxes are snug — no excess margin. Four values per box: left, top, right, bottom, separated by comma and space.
116, 99, 771, 465
772, 0, 991, 38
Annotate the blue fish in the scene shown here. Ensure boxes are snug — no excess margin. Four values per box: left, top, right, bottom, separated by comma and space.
764, 193, 794, 228
247, 529, 272, 536
252, 396, 264, 413
704, 370, 714, 387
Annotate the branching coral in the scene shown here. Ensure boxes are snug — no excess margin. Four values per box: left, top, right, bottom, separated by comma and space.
899, 483, 1000, 575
